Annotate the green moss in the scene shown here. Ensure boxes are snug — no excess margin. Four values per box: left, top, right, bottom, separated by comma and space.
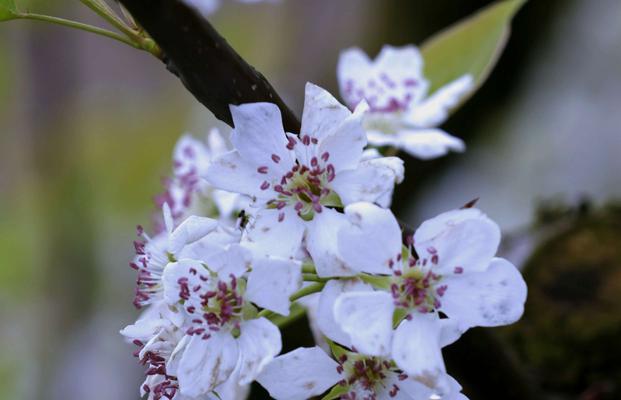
499, 206, 621, 399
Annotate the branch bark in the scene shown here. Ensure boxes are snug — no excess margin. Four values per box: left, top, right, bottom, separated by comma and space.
117, 0, 301, 133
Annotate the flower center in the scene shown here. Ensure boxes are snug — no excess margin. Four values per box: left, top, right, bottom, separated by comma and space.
131, 332, 180, 400
176, 268, 245, 339
337, 353, 408, 399
343, 74, 420, 113
257, 134, 342, 222
388, 247, 447, 314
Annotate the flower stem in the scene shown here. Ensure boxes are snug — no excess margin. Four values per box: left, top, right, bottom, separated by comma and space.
78, 0, 162, 58
16, 12, 140, 49
79, 0, 135, 38
303, 273, 329, 282
290, 282, 326, 302
268, 303, 307, 329
301, 261, 316, 274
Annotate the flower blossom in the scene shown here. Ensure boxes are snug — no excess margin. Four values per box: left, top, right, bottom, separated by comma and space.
159, 242, 302, 397
317, 202, 526, 388
338, 45, 473, 159
155, 129, 244, 231
257, 345, 468, 400
130, 203, 221, 309
121, 303, 249, 400
184, 0, 276, 17
205, 82, 404, 274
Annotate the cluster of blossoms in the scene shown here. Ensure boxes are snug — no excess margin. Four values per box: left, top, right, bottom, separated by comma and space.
122, 45, 527, 400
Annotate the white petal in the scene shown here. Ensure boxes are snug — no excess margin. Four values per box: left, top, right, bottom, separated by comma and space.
371, 45, 429, 111
204, 243, 251, 277
337, 47, 373, 109
414, 208, 501, 275
257, 346, 341, 400
299, 292, 331, 352
242, 208, 305, 259
212, 190, 243, 218
441, 257, 527, 330
375, 45, 426, 90
396, 128, 465, 160
305, 209, 356, 278
316, 279, 373, 347
168, 215, 219, 254
337, 203, 402, 275
407, 75, 474, 128
120, 318, 167, 341
162, 260, 192, 304
235, 318, 282, 384
301, 82, 353, 142
318, 103, 367, 173
179, 226, 240, 261
438, 318, 464, 348
204, 150, 267, 198
391, 314, 447, 391
334, 291, 394, 356
173, 133, 211, 177
213, 377, 250, 400
339, 45, 429, 113
443, 374, 470, 400
331, 156, 404, 207
177, 333, 239, 397
162, 202, 174, 234
385, 373, 434, 400
230, 102, 294, 176
206, 127, 229, 156
185, 0, 221, 16
246, 257, 302, 316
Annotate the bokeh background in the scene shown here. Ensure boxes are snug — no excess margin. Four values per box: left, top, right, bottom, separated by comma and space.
1, 0, 620, 399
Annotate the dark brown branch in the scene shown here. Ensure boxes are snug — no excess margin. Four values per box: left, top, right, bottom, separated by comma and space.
117, 0, 301, 133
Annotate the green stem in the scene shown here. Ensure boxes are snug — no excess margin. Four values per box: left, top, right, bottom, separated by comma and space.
291, 282, 326, 302
301, 261, 316, 274
78, 0, 160, 57
303, 273, 329, 282
79, 0, 136, 38
268, 303, 307, 329
17, 12, 140, 49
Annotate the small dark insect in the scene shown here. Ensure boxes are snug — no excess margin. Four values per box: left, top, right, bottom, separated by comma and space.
237, 210, 250, 230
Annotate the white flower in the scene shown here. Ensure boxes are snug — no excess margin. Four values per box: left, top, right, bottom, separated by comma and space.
338, 45, 473, 159
184, 0, 276, 17
121, 302, 246, 400
155, 129, 245, 229
205, 83, 404, 275
327, 202, 527, 385
257, 345, 469, 400
160, 244, 301, 397
131, 204, 220, 309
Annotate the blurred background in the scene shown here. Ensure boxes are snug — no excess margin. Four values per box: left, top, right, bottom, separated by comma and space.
0, 0, 620, 399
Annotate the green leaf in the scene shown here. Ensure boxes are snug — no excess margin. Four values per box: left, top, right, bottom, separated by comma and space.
421, 0, 526, 100
327, 339, 348, 361
359, 273, 392, 289
321, 384, 348, 400
0, 0, 18, 21
392, 308, 408, 329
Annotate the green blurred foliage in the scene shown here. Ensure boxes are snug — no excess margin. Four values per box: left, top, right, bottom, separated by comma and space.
422, 0, 525, 98
0, 0, 17, 21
